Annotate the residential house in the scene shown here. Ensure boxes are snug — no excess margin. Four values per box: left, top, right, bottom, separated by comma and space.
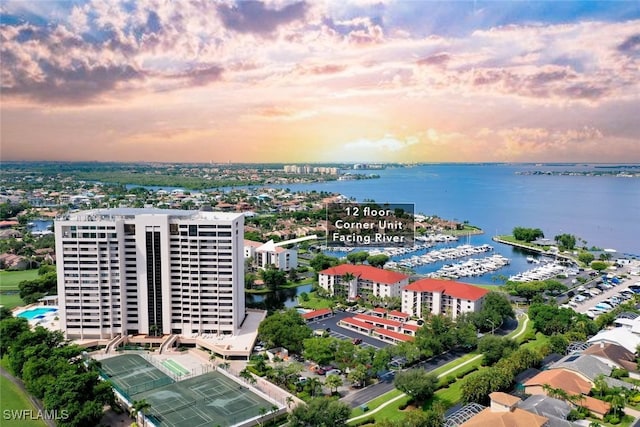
460, 392, 548, 427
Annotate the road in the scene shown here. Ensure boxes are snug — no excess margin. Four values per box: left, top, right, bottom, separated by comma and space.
340, 312, 520, 410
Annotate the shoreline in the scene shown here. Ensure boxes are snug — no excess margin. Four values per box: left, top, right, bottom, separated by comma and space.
492, 236, 576, 264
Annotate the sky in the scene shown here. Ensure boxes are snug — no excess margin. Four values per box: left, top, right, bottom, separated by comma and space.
1, 0, 639, 163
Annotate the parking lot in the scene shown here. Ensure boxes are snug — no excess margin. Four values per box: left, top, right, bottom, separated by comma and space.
564, 262, 640, 317
306, 311, 389, 350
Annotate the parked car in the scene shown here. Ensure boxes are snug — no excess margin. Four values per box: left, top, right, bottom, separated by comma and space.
352, 338, 363, 345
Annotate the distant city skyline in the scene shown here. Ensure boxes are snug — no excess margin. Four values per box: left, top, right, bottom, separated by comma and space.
1, 1, 639, 163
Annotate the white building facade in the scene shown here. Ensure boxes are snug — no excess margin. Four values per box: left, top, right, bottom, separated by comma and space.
55, 208, 245, 339
318, 264, 409, 300
401, 278, 488, 319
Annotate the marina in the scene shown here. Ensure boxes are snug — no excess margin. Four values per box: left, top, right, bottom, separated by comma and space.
426, 254, 511, 279
386, 244, 495, 269
508, 261, 580, 282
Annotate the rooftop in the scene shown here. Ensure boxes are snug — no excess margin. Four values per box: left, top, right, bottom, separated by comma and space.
404, 278, 489, 301
524, 369, 591, 395
319, 264, 409, 284
58, 208, 243, 222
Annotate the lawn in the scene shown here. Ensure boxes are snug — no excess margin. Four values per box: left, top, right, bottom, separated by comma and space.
0, 293, 26, 310
0, 376, 47, 427
348, 314, 538, 425
298, 291, 334, 310
0, 270, 39, 290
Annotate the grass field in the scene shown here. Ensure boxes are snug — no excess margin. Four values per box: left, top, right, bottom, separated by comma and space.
0, 270, 39, 290
0, 293, 26, 310
0, 376, 47, 427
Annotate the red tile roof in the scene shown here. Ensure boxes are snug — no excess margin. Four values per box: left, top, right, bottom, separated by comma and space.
372, 307, 387, 314
319, 264, 409, 284
404, 278, 488, 301
354, 313, 402, 328
373, 328, 414, 342
302, 308, 332, 320
524, 370, 592, 395
580, 395, 611, 416
388, 310, 410, 319
402, 324, 420, 332
340, 318, 375, 331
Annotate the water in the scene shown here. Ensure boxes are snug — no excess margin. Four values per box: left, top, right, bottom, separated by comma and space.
247, 284, 313, 309
261, 164, 639, 256
17, 307, 58, 320
28, 219, 53, 232
123, 163, 640, 291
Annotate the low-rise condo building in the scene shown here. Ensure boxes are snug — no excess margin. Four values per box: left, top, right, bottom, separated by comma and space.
401, 278, 488, 319
318, 264, 409, 300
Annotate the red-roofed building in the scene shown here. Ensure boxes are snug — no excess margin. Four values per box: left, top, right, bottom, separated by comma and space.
370, 307, 387, 318
302, 308, 333, 322
401, 323, 420, 336
402, 278, 489, 319
373, 327, 414, 344
318, 264, 409, 300
353, 313, 402, 331
388, 310, 410, 322
338, 317, 376, 335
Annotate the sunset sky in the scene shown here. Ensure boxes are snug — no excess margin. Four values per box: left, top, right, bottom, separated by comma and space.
1, 1, 639, 163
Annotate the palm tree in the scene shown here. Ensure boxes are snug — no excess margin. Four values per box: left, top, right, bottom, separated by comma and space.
342, 272, 356, 298
218, 361, 230, 371
257, 407, 267, 427
610, 393, 626, 418
132, 399, 151, 427
593, 374, 609, 398
240, 368, 256, 385
306, 377, 322, 397
285, 396, 294, 410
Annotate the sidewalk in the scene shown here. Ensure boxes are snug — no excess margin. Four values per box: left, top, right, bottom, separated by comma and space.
347, 314, 529, 423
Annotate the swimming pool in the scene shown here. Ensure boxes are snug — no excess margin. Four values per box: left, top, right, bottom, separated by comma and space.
17, 307, 58, 320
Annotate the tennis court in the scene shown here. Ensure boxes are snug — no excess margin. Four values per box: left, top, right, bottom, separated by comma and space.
137, 371, 277, 427
100, 354, 174, 397
162, 359, 190, 377
100, 354, 279, 426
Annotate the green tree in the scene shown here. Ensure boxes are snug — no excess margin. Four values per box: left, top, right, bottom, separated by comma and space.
288, 397, 350, 427
303, 337, 337, 366
481, 291, 515, 321
393, 370, 438, 403
512, 227, 544, 242
132, 399, 152, 427
347, 364, 367, 388
346, 251, 369, 264
0, 306, 12, 321
478, 335, 518, 366
554, 233, 577, 250
0, 316, 29, 355
260, 267, 287, 291
591, 261, 609, 272
461, 370, 495, 405
309, 254, 340, 272
548, 334, 570, 355
258, 309, 312, 354
578, 252, 595, 265
366, 254, 390, 268
325, 374, 343, 394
